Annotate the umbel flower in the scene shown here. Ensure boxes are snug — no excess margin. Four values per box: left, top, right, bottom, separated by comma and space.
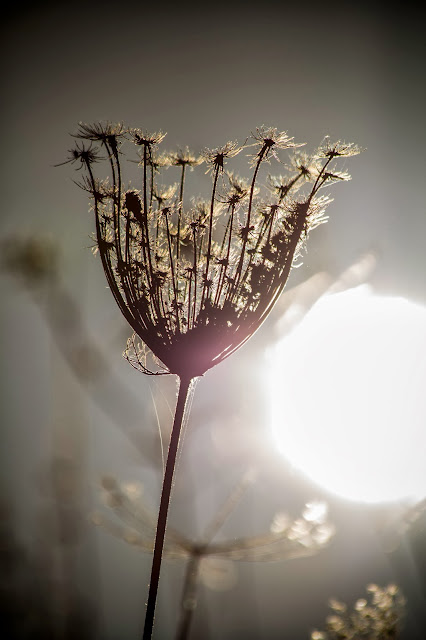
63, 122, 359, 639
93, 475, 335, 639
94, 475, 335, 563
68, 123, 358, 380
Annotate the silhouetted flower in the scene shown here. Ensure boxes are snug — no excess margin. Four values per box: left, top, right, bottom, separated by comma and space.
56, 141, 102, 169
75, 121, 126, 147
65, 123, 359, 379
249, 126, 301, 164
61, 126, 360, 638
130, 128, 166, 147
316, 136, 361, 159
167, 147, 203, 169
202, 140, 243, 171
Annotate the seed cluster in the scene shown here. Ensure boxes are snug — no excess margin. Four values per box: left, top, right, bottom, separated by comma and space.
311, 584, 406, 640
66, 123, 359, 377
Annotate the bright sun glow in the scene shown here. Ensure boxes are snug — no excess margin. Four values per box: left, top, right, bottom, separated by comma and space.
268, 285, 426, 504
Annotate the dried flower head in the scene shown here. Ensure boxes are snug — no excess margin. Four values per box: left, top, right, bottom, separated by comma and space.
130, 128, 166, 147
311, 583, 406, 640
167, 146, 204, 169
56, 141, 102, 169
202, 140, 243, 173
74, 121, 127, 146
93, 474, 334, 564
315, 136, 362, 159
250, 126, 302, 164
64, 123, 359, 379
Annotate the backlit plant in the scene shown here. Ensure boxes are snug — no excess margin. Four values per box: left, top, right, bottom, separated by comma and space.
63, 122, 359, 639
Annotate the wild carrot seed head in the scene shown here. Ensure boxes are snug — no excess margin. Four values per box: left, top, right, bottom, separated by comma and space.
65, 123, 360, 378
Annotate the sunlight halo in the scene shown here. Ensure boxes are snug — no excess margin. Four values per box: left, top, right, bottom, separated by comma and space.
267, 285, 426, 504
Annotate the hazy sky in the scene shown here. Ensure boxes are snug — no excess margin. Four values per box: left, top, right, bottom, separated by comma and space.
1, 2, 425, 639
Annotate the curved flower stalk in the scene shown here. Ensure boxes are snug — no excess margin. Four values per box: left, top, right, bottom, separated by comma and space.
63, 122, 359, 638
93, 475, 335, 639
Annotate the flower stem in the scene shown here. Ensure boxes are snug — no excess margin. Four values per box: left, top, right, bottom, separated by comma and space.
175, 555, 201, 640
143, 375, 194, 640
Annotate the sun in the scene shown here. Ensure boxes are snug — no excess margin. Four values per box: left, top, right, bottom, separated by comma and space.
267, 285, 426, 504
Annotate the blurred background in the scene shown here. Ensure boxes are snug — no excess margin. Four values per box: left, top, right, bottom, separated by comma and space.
1, 1, 425, 638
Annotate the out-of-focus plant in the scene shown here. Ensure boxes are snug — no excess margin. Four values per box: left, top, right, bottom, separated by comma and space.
1, 234, 59, 288
0, 234, 163, 463
61, 121, 359, 638
92, 473, 335, 640
311, 584, 406, 640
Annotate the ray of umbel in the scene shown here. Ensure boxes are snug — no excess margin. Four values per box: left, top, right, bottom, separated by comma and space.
62, 122, 359, 639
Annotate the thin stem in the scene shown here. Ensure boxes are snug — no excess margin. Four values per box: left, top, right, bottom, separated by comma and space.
175, 555, 202, 640
174, 470, 254, 640
142, 144, 155, 291
142, 375, 194, 640
214, 203, 235, 306
191, 226, 198, 328
200, 164, 220, 310
176, 164, 186, 262
165, 212, 181, 334
230, 145, 267, 300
